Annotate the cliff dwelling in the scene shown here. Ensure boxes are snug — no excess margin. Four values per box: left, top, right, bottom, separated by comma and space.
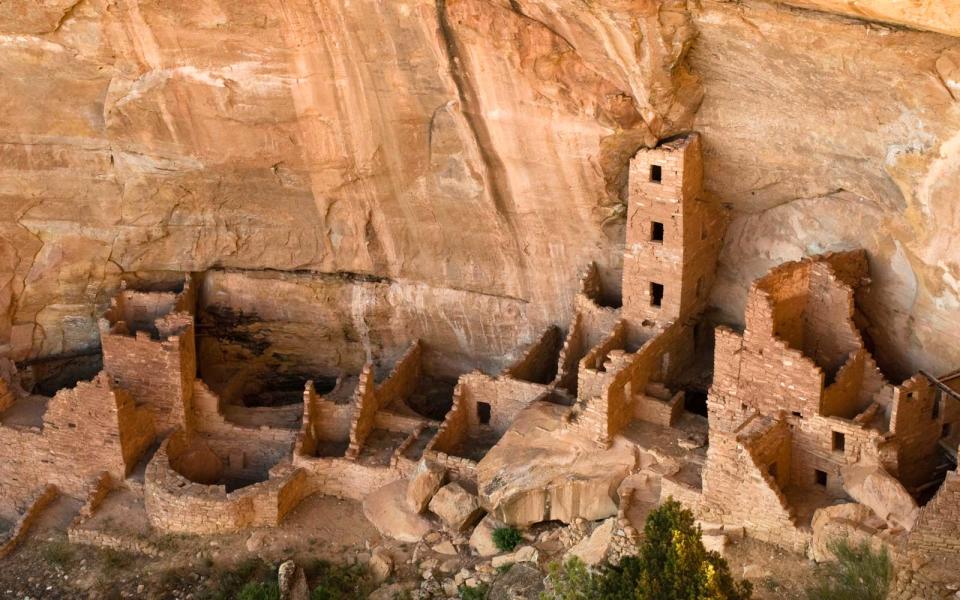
2, 1, 960, 598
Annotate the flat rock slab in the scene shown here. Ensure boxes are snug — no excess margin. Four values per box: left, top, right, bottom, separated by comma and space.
363, 480, 433, 543
477, 403, 636, 527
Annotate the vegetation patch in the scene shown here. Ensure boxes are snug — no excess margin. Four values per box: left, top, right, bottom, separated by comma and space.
492, 526, 523, 553
804, 538, 892, 600
542, 498, 752, 600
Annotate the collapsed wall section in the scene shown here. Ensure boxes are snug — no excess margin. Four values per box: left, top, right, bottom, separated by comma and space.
0, 373, 155, 514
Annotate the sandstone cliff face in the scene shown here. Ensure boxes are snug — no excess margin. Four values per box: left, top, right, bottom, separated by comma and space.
1, 0, 957, 378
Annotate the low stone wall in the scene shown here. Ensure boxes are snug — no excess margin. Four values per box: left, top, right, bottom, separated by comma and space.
292, 454, 407, 501
144, 434, 306, 534
0, 484, 58, 559
634, 391, 683, 427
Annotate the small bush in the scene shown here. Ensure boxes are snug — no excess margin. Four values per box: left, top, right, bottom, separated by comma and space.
40, 541, 74, 567
309, 560, 373, 600
492, 527, 523, 552
804, 538, 892, 600
99, 548, 134, 573
203, 557, 276, 600
237, 581, 280, 600
542, 557, 601, 599
541, 499, 751, 600
459, 582, 489, 600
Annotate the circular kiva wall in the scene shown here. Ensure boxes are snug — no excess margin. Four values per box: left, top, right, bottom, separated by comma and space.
144, 431, 305, 534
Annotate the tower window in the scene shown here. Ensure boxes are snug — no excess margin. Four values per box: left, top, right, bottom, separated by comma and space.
651, 221, 664, 242
943, 423, 952, 439
477, 401, 491, 425
815, 469, 828, 487
768, 462, 778, 479
650, 282, 664, 307
650, 164, 662, 183
832, 431, 845, 453
933, 390, 941, 419
695, 276, 703, 298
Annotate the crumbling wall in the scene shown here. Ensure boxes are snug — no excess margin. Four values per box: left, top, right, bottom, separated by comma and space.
553, 313, 586, 394
427, 383, 468, 455
190, 381, 297, 478
144, 432, 306, 534
725, 288, 826, 418
891, 376, 943, 489
502, 326, 561, 384
299, 380, 354, 454
0, 373, 155, 512
910, 469, 960, 557
292, 456, 405, 501
346, 341, 422, 458
100, 318, 196, 434
43, 377, 156, 478
0, 485, 58, 559
577, 322, 627, 403
700, 422, 807, 552
458, 373, 547, 437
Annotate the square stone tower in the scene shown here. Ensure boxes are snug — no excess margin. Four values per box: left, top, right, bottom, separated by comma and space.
622, 133, 721, 327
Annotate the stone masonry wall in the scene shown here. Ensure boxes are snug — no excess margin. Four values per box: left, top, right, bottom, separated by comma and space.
458, 372, 547, 437
891, 375, 943, 489
100, 320, 196, 434
346, 341, 422, 458
0, 373, 155, 513
502, 326, 561, 384
910, 470, 960, 557
144, 432, 306, 534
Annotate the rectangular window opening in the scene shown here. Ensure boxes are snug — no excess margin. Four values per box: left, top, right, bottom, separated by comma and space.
933, 391, 941, 419
791, 411, 802, 419
651, 221, 664, 242
832, 431, 845, 453
650, 164, 662, 183
477, 401, 491, 425
942, 423, 952, 439
815, 469, 828, 487
768, 462, 778, 479
650, 282, 664, 307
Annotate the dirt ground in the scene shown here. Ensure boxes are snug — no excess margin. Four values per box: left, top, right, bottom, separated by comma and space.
0, 487, 831, 600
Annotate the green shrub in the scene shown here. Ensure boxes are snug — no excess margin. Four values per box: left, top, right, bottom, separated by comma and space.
202, 558, 275, 600
40, 541, 74, 567
492, 527, 523, 552
804, 538, 892, 600
542, 499, 751, 600
309, 561, 373, 600
459, 582, 489, 600
632, 498, 751, 600
236, 581, 280, 600
542, 557, 602, 599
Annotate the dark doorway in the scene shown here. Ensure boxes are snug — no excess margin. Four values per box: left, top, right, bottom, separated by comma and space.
684, 389, 708, 416
477, 401, 491, 425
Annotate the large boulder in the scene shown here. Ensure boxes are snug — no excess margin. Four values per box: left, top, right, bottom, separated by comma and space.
469, 514, 507, 556
429, 482, 485, 532
406, 460, 446, 514
363, 480, 433, 543
477, 403, 635, 527
278, 561, 309, 600
488, 563, 545, 600
810, 502, 900, 562
565, 518, 615, 566
842, 465, 919, 530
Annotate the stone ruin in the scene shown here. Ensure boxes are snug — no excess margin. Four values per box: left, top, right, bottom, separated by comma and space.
1, 131, 958, 572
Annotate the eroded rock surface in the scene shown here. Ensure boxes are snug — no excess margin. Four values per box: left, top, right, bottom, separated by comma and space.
476, 403, 636, 526
1, 0, 957, 383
